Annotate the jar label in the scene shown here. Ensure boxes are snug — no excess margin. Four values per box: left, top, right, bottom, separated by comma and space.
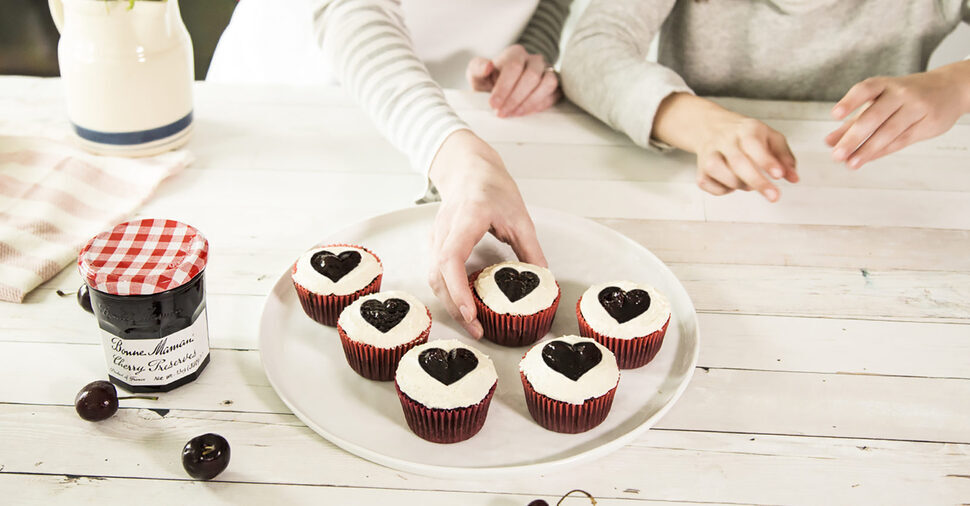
101, 310, 210, 387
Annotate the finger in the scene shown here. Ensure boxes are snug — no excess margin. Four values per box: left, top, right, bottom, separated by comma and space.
832, 77, 886, 120
507, 217, 547, 267
488, 46, 527, 111
858, 115, 924, 167
697, 175, 734, 196
825, 119, 852, 147
873, 120, 922, 160
513, 89, 561, 117
440, 255, 484, 339
740, 134, 788, 180
430, 208, 481, 336
832, 95, 902, 162
497, 55, 545, 117
439, 218, 488, 338
428, 268, 463, 326
466, 57, 496, 92
428, 217, 465, 325
703, 153, 747, 190
724, 147, 779, 202
767, 133, 799, 183
511, 72, 560, 116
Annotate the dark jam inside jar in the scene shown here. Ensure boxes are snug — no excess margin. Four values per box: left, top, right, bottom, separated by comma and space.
91, 272, 205, 339
89, 271, 211, 393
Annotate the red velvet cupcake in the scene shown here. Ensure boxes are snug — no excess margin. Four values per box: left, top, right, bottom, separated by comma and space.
468, 261, 560, 347
519, 336, 619, 433
577, 281, 671, 369
394, 340, 498, 443
291, 244, 382, 326
337, 291, 431, 381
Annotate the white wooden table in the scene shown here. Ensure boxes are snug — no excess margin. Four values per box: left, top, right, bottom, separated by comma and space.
2, 76, 969, 505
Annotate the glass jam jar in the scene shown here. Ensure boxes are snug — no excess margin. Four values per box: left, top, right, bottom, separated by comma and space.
78, 219, 211, 392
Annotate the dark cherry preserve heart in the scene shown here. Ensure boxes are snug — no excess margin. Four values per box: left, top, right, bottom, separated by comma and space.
494, 267, 540, 302
597, 286, 651, 324
542, 341, 602, 381
360, 298, 409, 333
419, 347, 479, 385
310, 249, 361, 282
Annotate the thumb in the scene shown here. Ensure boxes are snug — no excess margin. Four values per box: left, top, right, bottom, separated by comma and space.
509, 223, 548, 268
467, 57, 496, 91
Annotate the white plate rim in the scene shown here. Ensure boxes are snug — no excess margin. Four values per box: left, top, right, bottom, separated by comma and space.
258, 204, 700, 478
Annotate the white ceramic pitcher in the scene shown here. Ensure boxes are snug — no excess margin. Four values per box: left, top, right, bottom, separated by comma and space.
49, 0, 194, 156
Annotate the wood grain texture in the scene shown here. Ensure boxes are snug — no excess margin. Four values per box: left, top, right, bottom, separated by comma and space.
3, 475, 649, 506
595, 219, 970, 272
2, 342, 969, 443
4, 77, 969, 503
1, 404, 967, 505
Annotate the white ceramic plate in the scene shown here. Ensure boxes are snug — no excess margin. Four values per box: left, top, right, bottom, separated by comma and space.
258, 204, 699, 478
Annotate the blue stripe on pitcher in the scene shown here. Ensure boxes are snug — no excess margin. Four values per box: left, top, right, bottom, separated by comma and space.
72, 111, 193, 145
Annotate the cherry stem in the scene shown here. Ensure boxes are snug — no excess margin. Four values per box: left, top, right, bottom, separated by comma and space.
117, 395, 159, 401
55, 289, 75, 297
557, 490, 596, 506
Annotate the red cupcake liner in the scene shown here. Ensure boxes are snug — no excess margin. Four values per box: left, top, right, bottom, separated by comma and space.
337, 308, 432, 381
291, 244, 382, 327
576, 299, 669, 369
469, 269, 560, 347
395, 382, 497, 444
520, 372, 616, 433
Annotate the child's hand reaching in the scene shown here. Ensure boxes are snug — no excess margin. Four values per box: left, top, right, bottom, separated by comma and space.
827, 61, 970, 169
654, 93, 798, 202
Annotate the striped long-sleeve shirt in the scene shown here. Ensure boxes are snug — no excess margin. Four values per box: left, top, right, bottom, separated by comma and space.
311, 0, 571, 175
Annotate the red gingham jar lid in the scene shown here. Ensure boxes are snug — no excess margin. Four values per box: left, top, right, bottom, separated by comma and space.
78, 218, 209, 296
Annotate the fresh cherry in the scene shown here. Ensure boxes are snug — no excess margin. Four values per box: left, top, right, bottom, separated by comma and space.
77, 284, 93, 313
182, 433, 230, 480
74, 380, 157, 422
528, 501, 549, 506
74, 380, 118, 421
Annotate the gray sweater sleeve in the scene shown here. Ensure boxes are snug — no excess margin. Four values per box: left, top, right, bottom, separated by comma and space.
559, 0, 692, 150
518, 0, 572, 65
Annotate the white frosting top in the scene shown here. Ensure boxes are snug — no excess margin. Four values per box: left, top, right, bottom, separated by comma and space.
519, 336, 619, 405
395, 339, 498, 410
579, 281, 671, 340
337, 291, 431, 348
473, 261, 558, 315
292, 245, 382, 296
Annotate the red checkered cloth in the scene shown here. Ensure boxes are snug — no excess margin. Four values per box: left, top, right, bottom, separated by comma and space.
78, 218, 208, 296
0, 136, 191, 303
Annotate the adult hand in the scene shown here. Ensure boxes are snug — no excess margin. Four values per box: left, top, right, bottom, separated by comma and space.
466, 44, 562, 118
654, 93, 798, 201
827, 61, 970, 169
427, 129, 547, 338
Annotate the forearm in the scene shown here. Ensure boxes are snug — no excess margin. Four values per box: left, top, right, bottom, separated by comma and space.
427, 130, 501, 197
652, 93, 740, 153
927, 59, 970, 114
559, 0, 690, 150
517, 0, 572, 65
312, 0, 468, 173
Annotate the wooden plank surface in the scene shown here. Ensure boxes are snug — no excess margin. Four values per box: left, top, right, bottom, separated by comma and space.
1, 404, 968, 505
2, 76, 969, 504
3, 341, 969, 444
